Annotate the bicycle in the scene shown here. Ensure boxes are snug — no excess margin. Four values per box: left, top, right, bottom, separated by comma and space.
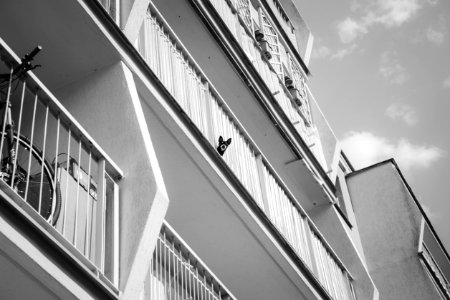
0, 46, 61, 224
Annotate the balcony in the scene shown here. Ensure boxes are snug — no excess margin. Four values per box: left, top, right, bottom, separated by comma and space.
0, 37, 122, 294
97, 0, 120, 23
142, 221, 236, 300
134, 4, 354, 299
204, 0, 339, 179
419, 218, 450, 298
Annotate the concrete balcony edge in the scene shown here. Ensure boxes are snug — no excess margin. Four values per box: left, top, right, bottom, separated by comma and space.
0, 182, 118, 299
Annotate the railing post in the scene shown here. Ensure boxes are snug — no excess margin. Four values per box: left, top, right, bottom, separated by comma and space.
303, 220, 319, 278
95, 158, 106, 271
112, 176, 120, 286
255, 154, 269, 213
203, 82, 216, 145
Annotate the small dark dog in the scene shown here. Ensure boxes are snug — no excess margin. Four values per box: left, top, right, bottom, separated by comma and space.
217, 136, 232, 156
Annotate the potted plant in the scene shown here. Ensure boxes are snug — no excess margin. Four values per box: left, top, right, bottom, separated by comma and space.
254, 30, 272, 60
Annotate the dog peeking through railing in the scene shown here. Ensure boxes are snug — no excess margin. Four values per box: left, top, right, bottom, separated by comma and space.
217, 136, 231, 156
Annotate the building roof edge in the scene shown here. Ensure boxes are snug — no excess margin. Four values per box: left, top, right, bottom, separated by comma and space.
346, 158, 450, 263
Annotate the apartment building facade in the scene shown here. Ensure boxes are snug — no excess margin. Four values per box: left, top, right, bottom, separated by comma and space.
0, 0, 447, 299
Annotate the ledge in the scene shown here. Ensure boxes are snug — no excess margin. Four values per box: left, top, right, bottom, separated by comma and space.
0, 180, 119, 299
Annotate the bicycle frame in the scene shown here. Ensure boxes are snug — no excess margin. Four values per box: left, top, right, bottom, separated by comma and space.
0, 46, 41, 181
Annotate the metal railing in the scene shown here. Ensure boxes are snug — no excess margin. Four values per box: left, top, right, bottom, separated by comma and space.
98, 0, 120, 23
142, 222, 236, 300
422, 244, 450, 298
0, 38, 121, 287
420, 219, 450, 298
204, 0, 321, 151
135, 4, 354, 299
212, 0, 338, 174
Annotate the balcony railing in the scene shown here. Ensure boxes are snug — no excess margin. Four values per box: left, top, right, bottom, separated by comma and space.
0, 38, 122, 288
142, 221, 236, 300
419, 218, 450, 298
135, 4, 354, 299
97, 0, 120, 23
200, 0, 340, 173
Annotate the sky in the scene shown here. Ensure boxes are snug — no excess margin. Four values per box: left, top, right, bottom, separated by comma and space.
294, 0, 450, 249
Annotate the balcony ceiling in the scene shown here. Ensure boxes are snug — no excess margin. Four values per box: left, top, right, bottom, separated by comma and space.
0, 249, 59, 300
0, 0, 120, 91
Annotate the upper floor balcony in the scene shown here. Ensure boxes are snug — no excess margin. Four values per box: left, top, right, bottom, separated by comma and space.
0, 36, 122, 299
147, 0, 340, 212
141, 221, 237, 300
419, 217, 450, 298
134, 4, 354, 299
205, 0, 339, 181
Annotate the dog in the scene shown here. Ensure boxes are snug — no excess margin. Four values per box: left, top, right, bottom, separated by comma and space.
217, 136, 232, 156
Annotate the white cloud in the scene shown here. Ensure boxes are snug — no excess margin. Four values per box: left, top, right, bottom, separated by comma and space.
443, 75, 450, 88
365, 0, 422, 28
411, 15, 446, 45
337, 18, 368, 43
312, 44, 361, 61
312, 45, 332, 60
385, 103, 418, 125
426, 27, 445, 45
337, 0, 431, 43
379, 51, 410, 84
341, 131, 444, 171
330, 44, 359, 60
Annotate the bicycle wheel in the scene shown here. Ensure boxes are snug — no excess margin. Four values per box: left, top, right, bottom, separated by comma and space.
0, 132, 61, 223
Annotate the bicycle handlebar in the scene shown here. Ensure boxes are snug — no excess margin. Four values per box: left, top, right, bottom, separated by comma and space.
13, 45, 42, 76
23, 46, 42, 63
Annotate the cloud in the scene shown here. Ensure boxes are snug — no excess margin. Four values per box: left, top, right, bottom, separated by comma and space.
364, 0, 422, 28
426, 27, 445, 45
312, 45, 332, 60
411, 15, 446, 45
337, 0, 432, 43
337, 18, 368, 43
379, 51, 410, 84
330, 44, 359, 60
341, 131, 444, 171
311, 43, 361, 61
385, 103, 418, 125
443, 75, 450, 88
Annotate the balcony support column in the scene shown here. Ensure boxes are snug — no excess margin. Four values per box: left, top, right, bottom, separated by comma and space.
55, 61, 170, 299
122, 0, 152, 42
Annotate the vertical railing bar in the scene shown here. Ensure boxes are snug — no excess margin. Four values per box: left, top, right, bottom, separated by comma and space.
94, 159, 106, 270
172, 239, 175, 299
62, 127, 71, 236
195, 261, 199, 300
150, 242, 154, 299
181, 247, 185, 300
174, 239, 177, 299
168, 233, 171, 299
0, 68, 13, 164
112, 177, 119, 286
24, 94, 38, 203
38, 105, 49, 216
52, 115, 60, 224
163, 231, 167, 299
156, 233, 160, 299
73, 139, 82, 246
10, 81, 26, 188
84, 151, 92, 257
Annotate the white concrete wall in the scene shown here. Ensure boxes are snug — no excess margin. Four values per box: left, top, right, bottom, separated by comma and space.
55, 62, 169, 299
308, 204, 379, 300
347, 162, 442, 299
